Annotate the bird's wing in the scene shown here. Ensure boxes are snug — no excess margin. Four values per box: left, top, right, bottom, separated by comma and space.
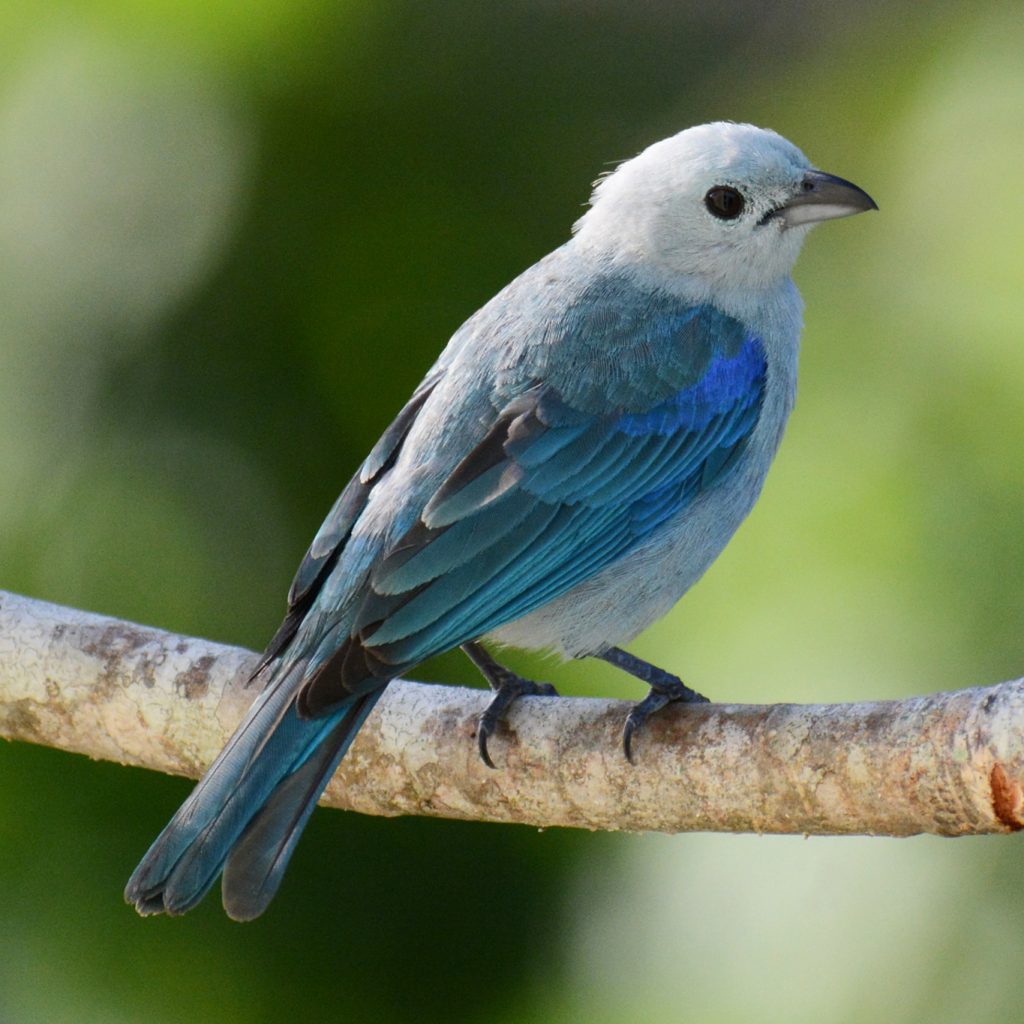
255, 373, 443, 673
297, 306, 767, 715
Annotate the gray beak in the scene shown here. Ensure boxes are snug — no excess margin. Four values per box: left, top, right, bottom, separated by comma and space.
769, 170, 878, 229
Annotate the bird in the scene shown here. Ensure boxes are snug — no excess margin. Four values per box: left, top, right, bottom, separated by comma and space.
125, 121, 876, 920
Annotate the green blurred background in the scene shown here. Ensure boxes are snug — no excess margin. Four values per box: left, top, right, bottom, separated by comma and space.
1, 1, 1022, 1021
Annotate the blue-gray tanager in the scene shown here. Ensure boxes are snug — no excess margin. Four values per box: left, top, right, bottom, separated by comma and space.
126, 122, 875, 919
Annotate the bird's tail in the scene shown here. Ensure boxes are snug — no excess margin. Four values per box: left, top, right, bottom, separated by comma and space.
124, 664, 383, 921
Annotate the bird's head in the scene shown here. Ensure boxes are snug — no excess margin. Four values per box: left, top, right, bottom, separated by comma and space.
573, 121, 876, 300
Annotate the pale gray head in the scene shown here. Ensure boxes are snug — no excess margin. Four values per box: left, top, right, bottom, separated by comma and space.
573, 121, 876, 298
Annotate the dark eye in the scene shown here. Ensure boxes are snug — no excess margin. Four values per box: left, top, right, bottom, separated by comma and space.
704, 186, 745, 220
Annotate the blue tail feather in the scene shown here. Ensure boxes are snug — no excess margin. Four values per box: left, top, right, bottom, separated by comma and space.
124, 664, 381, 919
222, 691, 382, 921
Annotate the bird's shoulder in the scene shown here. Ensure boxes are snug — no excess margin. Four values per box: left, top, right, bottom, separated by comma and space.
440, 244, 762, 418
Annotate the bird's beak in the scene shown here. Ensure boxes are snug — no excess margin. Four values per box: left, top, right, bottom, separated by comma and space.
768, 170, 878, 229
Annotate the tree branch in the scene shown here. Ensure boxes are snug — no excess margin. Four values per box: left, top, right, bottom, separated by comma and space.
1, 588, 1022, 837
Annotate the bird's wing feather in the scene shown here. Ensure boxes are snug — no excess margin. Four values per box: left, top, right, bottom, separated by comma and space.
297, 305, 766, 715
254, 374, 442, 672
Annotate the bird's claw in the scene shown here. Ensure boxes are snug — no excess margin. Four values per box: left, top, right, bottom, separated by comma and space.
477, 677, 558, 769
623, 678, 710, 764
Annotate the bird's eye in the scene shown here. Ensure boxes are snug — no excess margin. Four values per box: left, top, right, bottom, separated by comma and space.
704, 186, 745, 220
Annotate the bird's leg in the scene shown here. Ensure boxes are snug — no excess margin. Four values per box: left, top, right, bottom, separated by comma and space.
461, 641, 558, 769
597, 647, 710, 763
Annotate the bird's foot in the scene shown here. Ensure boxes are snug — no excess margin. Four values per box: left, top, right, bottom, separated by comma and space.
622, 679, 709, 763
597, 647, 709, 763
476, 674, 558, 769
462, 641, 558, 768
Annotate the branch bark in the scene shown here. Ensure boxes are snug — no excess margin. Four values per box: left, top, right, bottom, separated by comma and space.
1, 588, 1022, 837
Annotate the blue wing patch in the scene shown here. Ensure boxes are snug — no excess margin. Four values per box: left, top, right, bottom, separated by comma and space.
616, 335, 765, 437
297, 305, 767, 716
